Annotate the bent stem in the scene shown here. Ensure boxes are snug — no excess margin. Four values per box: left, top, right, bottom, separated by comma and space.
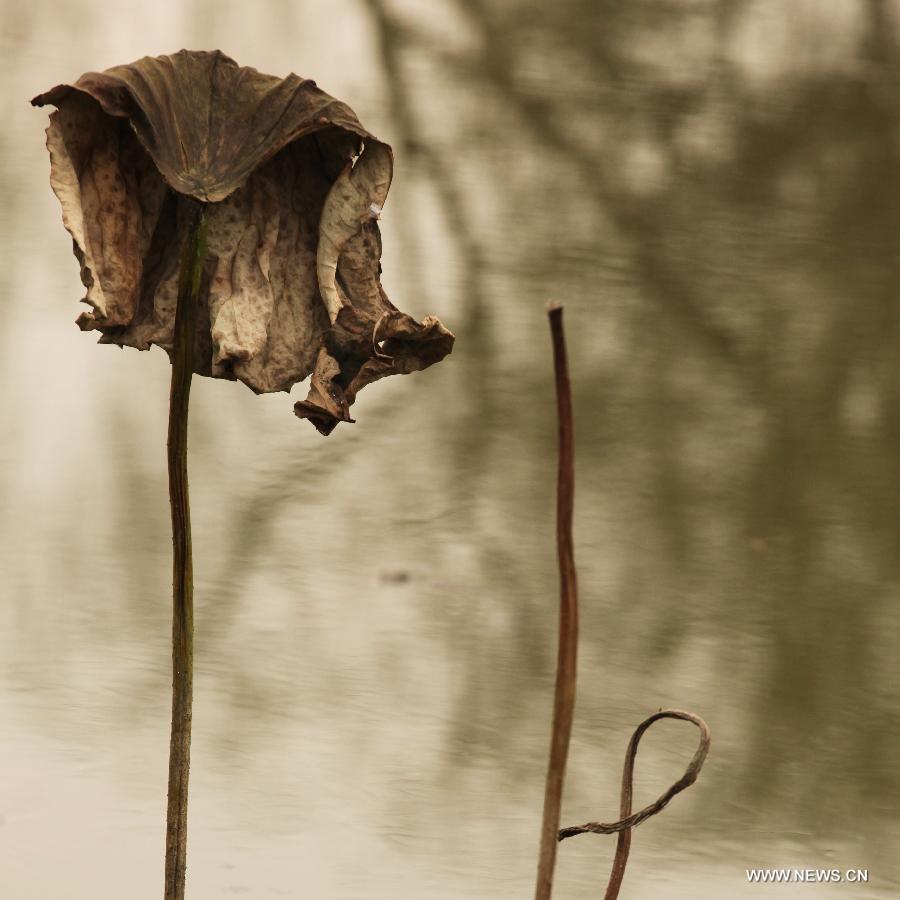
165, 199, 208, 900
535, 304, 579, 900
557, 710, 711, 900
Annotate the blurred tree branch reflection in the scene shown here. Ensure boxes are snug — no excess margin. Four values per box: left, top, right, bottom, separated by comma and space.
358, 0, 900, 839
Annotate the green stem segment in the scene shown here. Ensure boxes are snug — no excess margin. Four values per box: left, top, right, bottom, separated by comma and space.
535, 305, 579, 900
165, 199, 208, 900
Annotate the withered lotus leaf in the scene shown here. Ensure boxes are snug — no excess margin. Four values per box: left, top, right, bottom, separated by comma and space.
32, 49, 453, 433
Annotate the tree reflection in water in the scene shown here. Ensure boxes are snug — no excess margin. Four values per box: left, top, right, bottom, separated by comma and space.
359, 0, 900, 841
3, 0, 899, 895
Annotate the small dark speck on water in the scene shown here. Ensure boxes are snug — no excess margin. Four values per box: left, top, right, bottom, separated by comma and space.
379, 568, 411, 584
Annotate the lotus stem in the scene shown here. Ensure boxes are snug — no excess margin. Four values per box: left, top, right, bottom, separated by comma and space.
535, 303, 579, 900
165, 198, 207, 900
558, 709, 711, 899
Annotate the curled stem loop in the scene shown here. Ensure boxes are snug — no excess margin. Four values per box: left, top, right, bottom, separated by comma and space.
559, 709, 711, 900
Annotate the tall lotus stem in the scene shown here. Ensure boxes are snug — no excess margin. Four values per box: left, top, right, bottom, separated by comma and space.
535, 303, 579, 900
165, 199, 208, 900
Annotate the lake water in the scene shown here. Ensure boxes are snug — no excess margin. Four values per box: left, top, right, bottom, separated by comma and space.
1, 0, 898, 897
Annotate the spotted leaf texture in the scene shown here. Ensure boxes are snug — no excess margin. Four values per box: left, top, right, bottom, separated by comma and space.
33, 49, 454, 433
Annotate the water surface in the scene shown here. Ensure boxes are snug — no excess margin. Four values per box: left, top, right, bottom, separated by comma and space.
1, 1, 898, 897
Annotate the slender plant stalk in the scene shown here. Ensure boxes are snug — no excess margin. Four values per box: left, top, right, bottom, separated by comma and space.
557, 708, 711, 900
605, 736, 634, 900
165, 198, 208, 900
535, 303, 579, 900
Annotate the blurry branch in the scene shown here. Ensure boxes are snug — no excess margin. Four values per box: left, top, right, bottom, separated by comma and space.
364, 0, 490, 342
364, 0, 896, 831
364, 0, 505, 520
365, 0, 769, 400
442, 0, 751, 371
865, 0, 899, 66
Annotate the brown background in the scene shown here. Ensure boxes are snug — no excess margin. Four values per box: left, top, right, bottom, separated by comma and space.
1, 0, 898, 896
